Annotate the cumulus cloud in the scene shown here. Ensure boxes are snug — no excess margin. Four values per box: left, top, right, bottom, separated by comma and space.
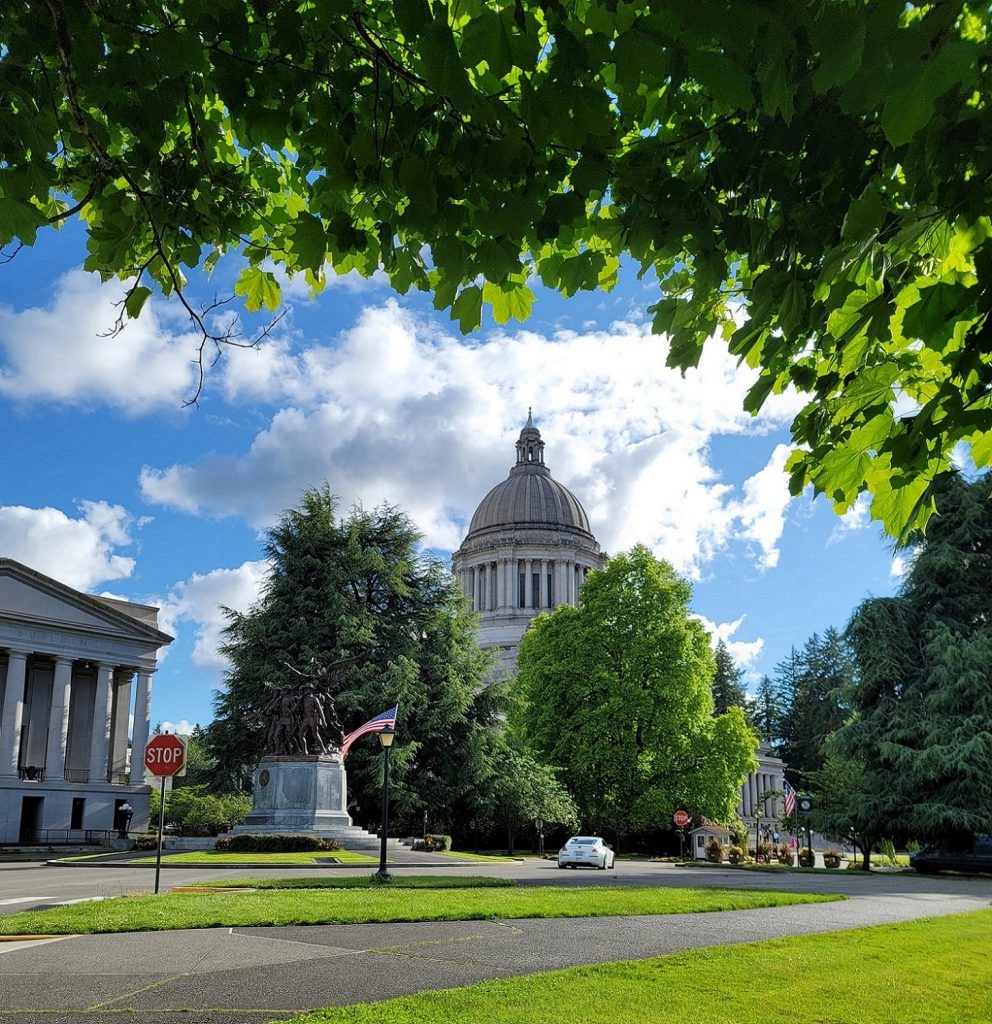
158, 560, 269, 672
890, 553, 913, 580
0, 500, 141, 590
141, 300, 806, 574
160, 719, 198, 736
0, 270, 199, 412
827, 491, 872, 545
694, 613, 765, 672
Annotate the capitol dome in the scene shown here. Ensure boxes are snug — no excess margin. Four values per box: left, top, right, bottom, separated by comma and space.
466, 414, 595, 538
452, 411, 606, 678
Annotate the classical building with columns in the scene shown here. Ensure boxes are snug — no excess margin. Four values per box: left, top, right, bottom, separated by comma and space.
452, 413, 606, 678
738, 741, 787, 835
0, 558, 172, 844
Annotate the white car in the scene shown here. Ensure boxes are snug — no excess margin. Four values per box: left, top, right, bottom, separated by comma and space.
558, 835, 615, 870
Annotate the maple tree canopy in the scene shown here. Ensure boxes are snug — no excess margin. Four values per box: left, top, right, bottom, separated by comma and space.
2, 1, 990, 536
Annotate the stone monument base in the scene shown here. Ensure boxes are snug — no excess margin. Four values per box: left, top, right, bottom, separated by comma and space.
228, 754, 401, 852
236, 754, 351, 832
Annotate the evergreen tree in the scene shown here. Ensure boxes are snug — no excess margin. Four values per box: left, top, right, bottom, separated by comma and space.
710, 640, 748, 716
748, 675, 783, 748
838, 472, 992, 847
514, 546, 757, 849
776, 631, 852, 785
203, 486, 497, 835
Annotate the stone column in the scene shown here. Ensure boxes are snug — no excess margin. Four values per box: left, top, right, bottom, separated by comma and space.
540, 559, 548, 608
44, 656, 73, 780
748, 773, 757, 819
130, 670, 154, 786
524, 559, 533, 608
1, 650, 28, 777
88, 663, 115, 783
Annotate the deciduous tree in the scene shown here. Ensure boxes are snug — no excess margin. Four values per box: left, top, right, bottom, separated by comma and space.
2, 2, 989, 531
514, 546, 756, 848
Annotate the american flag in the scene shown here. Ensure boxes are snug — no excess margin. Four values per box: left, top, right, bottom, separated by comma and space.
341, 706, 398, 759
784, 779, 796, 816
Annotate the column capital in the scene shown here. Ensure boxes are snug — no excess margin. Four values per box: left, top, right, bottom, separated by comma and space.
4, 647, 30, 659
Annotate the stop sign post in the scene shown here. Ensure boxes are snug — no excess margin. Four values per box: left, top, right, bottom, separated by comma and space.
144, 734, 186, 893
673, 809, 692, 860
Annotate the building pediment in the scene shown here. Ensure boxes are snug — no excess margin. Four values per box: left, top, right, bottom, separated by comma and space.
0, 559, 172, 645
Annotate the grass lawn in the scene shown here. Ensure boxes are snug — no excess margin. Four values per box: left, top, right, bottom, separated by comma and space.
154, 850, 377, 865
272, 910, 992, 1024
194, 875, 516, 890
0, 884, 840, 936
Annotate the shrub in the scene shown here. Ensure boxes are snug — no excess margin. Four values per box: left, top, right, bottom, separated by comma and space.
823, 849, 843, 868
728, 845, 745, 864
778, 843, 795, 866
907, 839, 920, 854
134, 833, 158, 851
705, 837, 724, 863
214, 834, 340, 853
424, 834, 452, 852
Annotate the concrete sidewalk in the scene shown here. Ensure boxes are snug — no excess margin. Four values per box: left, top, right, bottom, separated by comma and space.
0, 889, 988, 1024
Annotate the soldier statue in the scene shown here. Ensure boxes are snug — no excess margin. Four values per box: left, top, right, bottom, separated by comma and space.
261, 656, 355, 756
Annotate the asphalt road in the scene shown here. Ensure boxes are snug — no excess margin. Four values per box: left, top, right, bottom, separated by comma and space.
0, 858, 989, 1024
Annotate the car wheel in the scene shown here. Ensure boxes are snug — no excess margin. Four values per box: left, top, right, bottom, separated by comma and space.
598, 858, 606, 870
609, 858, 615, 870
558, 862, 566, 869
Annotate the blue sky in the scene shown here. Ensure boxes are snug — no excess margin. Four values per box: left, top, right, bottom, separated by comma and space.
0, 223, 902, 733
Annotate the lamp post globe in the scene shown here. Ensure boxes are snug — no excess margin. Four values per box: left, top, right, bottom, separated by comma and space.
376, 727, 395, 881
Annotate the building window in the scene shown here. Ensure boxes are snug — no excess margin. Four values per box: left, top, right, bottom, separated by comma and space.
518, 573, 526, 608
697, 835, 705, 849
532, 573, 539, 608
547, 573, 553, 607
70, 798, 85, 830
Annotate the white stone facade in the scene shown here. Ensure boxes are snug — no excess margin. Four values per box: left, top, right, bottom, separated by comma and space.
452, 414, 606, 677
737, 742, 787, 829
0, 559, 172, 844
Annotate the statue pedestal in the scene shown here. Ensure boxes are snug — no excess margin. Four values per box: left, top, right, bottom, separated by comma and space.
236, 754, 353, 834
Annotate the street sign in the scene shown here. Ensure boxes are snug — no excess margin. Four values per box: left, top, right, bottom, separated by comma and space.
144, 734, 186, 778
673, 809, 692, 828
797, 794, 814, 815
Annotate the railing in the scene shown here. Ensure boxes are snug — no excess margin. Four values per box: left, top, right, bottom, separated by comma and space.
19, 828, 116, 846
106, 772, 128, 785
17, 766, 44, 781
64, 769, 90, 782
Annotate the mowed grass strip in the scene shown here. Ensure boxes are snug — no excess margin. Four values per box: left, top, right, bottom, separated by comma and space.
155, 850, 377, 865
273, 910, 992, 1024
195, 875, 516, 890
0, 885, 839, 936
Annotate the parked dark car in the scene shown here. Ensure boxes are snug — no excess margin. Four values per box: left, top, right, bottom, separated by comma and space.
910, 835, 992, 874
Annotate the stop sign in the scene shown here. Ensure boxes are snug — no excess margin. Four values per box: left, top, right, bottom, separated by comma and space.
144, 734, 186, 777
673, 809, 692, 828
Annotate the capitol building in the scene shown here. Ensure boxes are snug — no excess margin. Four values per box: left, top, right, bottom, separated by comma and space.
452, 412, 606, 677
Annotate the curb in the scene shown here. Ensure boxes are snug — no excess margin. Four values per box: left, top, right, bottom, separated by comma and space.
47, 857, 511, 869
0, 934, 77, 942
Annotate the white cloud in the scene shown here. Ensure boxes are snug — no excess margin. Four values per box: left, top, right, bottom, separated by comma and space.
158, 560, 269, 672
160, 719, 197, 736
890, 553, 913, 580
141, 300, 806, 574
0, 501, 140, 590
0, 270, 199, 412
694, 613, 765, 671
827, 492, 872, 545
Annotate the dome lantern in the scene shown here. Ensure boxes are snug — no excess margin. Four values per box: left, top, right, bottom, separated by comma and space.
515, 407, 546, 467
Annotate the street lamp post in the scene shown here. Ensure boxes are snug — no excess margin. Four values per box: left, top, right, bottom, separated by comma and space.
535, 816, 545, 856
376, 726, 395, 881
754, 809, 763, 862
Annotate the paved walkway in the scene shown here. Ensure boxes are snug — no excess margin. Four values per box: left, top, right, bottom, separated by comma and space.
0, 884, 988, 1024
